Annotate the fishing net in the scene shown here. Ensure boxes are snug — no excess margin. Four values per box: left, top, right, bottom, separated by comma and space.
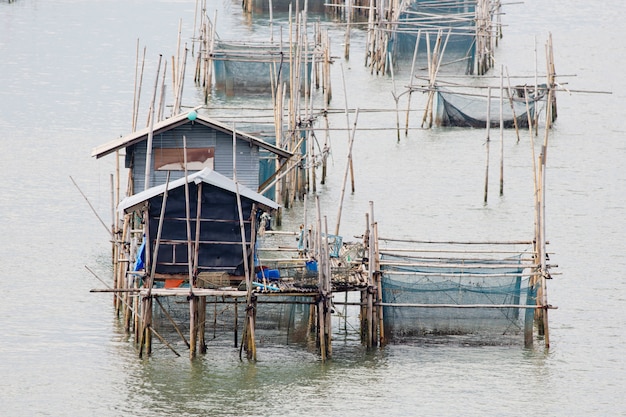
380, 251, 537, 341
212, 41, 314, 94
435, 87, 545, 128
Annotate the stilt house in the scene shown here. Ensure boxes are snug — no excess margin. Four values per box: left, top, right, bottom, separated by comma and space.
118, 167, 278, 286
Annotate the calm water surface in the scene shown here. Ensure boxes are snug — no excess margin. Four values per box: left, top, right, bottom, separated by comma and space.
1, 0, 625, 416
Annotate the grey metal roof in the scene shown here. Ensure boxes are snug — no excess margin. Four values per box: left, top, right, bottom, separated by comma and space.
118, 167, 279, 214
92, 111, 292, 159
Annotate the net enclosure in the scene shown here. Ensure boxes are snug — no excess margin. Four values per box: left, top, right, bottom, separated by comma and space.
434, 85, 547, 128
380, 242, 540, 342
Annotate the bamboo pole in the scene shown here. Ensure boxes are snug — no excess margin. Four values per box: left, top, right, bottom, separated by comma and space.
499, 66, 504, 196
364, 0, 374, 68
233, 127, 256, 360
483, 86, 491, 204
173, 46, 188, 116
377, 303, 551, 309
344, 0, 351, 59
195, 182, 206, 354
111, 174, 118, 308
234, 299, 238, 348
132, 43, 146, 132
119, 215, 131, 322
389, 51, 400, 142
360, 211, 370, 343
182, 136, 198, 358
540, 90, 552, 348
157, 60, 168, 122
205, 10, 217, 102
374, 220, 384, 346
315, 197, 327, 361
533, 36, 539, 131
140, 171, 170, 357
340, 61, 354, 159
421, 31, 434, 128
335, 107, 359, 236
309, 52, 317, 194
505, 66, 521, 142
405, 30, 421, 136
323, 216, 332, 358
144, 54, 162, 191
199, 296, 207, 354
523, 84, 541, 346
366, 234, 374, 347
535, 149, 544, 336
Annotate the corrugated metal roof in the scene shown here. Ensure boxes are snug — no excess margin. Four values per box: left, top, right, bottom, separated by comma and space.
118, 167, 279, 213
92, 111, 292, 159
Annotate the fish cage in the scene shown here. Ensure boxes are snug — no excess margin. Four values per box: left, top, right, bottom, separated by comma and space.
434, 85, 546, 128
364, 0, 501, 75
206, 39, 324, 96
377, 238, 550, 345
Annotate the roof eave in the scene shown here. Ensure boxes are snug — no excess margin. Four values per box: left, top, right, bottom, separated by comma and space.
92, 112, 294, 159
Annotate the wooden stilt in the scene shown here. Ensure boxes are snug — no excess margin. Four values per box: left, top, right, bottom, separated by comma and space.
370, 201, 386, 346
199, 296, 207, 354
405, 30, 421, 136
484, 87, 491, 204
335, 106, 359, 236
234, 299, 239, 348
499, 66, 504, 196
189, 295, 197, 358
323, 217, 332, 358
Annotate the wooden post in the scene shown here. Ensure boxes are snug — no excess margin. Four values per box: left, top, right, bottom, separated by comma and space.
540, 97, 552, 348
371, 208, 380, 346
307, 294, 316, 342
499, 66, 504, 196
524, 280, 536, 348
139, 296, 153, 357
335, 107, 359, 236
421, 31, 432, 127
344, 0, 351, 59
189, 295, 198, 358
233, 127, 257, 360
323, 216, 332, 358
389, 52, 400, 142
121, 215, 132, 328
132, 42, 146, 133
234, 298, 239, 348
366, 202, 375, 347
199, 296, 207, 354
405, 30, 421, 135
144, 54, 162, 191
111, 174, 118, 309
315, 197, 327, 361
505, 66, 521, 143
484, 87, 491, 204
364, 0, 374, 68
183, 135, 198, 359
248, 296, 257, 360
361, 212, 370, 343
140, 171, 171, 357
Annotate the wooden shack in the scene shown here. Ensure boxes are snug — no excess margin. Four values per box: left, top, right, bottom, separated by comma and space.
91, 111, 293, 196
118, 167, 278, 283
114, 167, 280, 358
